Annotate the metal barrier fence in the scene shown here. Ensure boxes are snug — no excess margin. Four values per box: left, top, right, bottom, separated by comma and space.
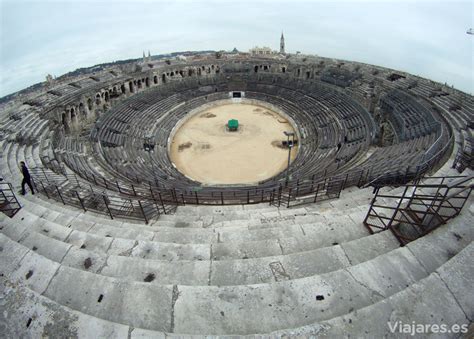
0, 182, 22, 218
363, 175, 473, 245
30, 169, 175, 224
29, 134, 455, 224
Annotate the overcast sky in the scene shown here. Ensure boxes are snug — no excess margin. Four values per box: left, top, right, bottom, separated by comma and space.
0, 0, 472, 97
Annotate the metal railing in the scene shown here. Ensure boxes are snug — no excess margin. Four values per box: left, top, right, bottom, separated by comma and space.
30, 170, 176, 224
363, 175, 473, 245
0, 182, 22, 218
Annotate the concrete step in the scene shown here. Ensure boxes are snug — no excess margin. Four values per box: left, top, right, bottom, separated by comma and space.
3, 217, 399, 286
268, 242, 474, 337
1, 214, 470, 334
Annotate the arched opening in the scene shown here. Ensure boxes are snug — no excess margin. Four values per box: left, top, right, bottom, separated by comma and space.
153, 75, 158, 84
197, 68, 202, 76
129, 81, 134, 93
215, 66, 220, 74
188, 69, 193, 76
62, 112, 68, 130
306, 71, 310, 79
121, 84, 126, 94
297, 69, 301, 76
211, 65, 215, 70
95, 93, 101, 105
137, 79, 142, 89
162, 74, 166, 83
254, 65, 258, 73
282, 67, 286, 73
145, 77, 150, 87
263, 65, 268, 71
70, 108, 76, 121
79, 103, 85, 116
170, 71, 175, 77
87, 98, 93, 111
104, 91, 109, 102
179, 70, 184, 77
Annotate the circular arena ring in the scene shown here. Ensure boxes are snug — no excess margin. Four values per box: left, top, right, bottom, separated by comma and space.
0, 51, 472, 337
3, 55, 468, 221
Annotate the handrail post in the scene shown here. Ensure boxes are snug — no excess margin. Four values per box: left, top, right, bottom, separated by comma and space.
76, 191, 86, 212
102, 195, 113, 220
158, 192, 166, 213
138, 200, 148, 224
40, 181, 49, 199
386, 186, 410, 231
56, 185, 65, 205
286, 188, 292, 208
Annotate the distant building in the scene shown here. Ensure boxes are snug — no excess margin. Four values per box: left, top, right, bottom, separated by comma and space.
250, 32, 286, 56
249, 46, 274, 55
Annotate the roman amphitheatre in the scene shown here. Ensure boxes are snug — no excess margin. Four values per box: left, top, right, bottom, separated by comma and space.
0, 37, 472, 337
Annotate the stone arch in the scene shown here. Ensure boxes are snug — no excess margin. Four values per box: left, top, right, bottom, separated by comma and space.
61, 112, 68, 130
179, 70, 184, 77
121, 84, 126, 94
137, 79, 142, 89
145, 77, 150, 87
70, 107, 76, 121
282, 67, 286, 73
129, 81, 134, 93
254, 65, 258, 73
87, 98, 93, 111
162, 74, 166, 83
79, 102, 86, 116
153, 75, 158, 84
104, 91, 109, 102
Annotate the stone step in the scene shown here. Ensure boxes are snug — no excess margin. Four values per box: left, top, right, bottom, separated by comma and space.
2, 206, 373, 266
268, 242, 474, 337
0, 233, 422, 334
4, 217, 399, 286
2, 213, 470, 335
2, 242, 471, 337
7, 203, 369, 246
22, 189, 372, 231
0, 276, 131, 338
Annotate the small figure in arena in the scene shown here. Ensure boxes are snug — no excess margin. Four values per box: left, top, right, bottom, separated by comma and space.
20, 161, 34, 195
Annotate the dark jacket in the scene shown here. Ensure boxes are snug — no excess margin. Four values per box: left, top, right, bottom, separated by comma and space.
21, 165, 30, 179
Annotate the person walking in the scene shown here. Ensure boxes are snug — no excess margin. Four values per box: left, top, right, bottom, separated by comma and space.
20, 161, 34, 195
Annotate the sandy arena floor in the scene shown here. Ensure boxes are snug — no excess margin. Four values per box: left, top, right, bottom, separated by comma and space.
169, 103, 298, 185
